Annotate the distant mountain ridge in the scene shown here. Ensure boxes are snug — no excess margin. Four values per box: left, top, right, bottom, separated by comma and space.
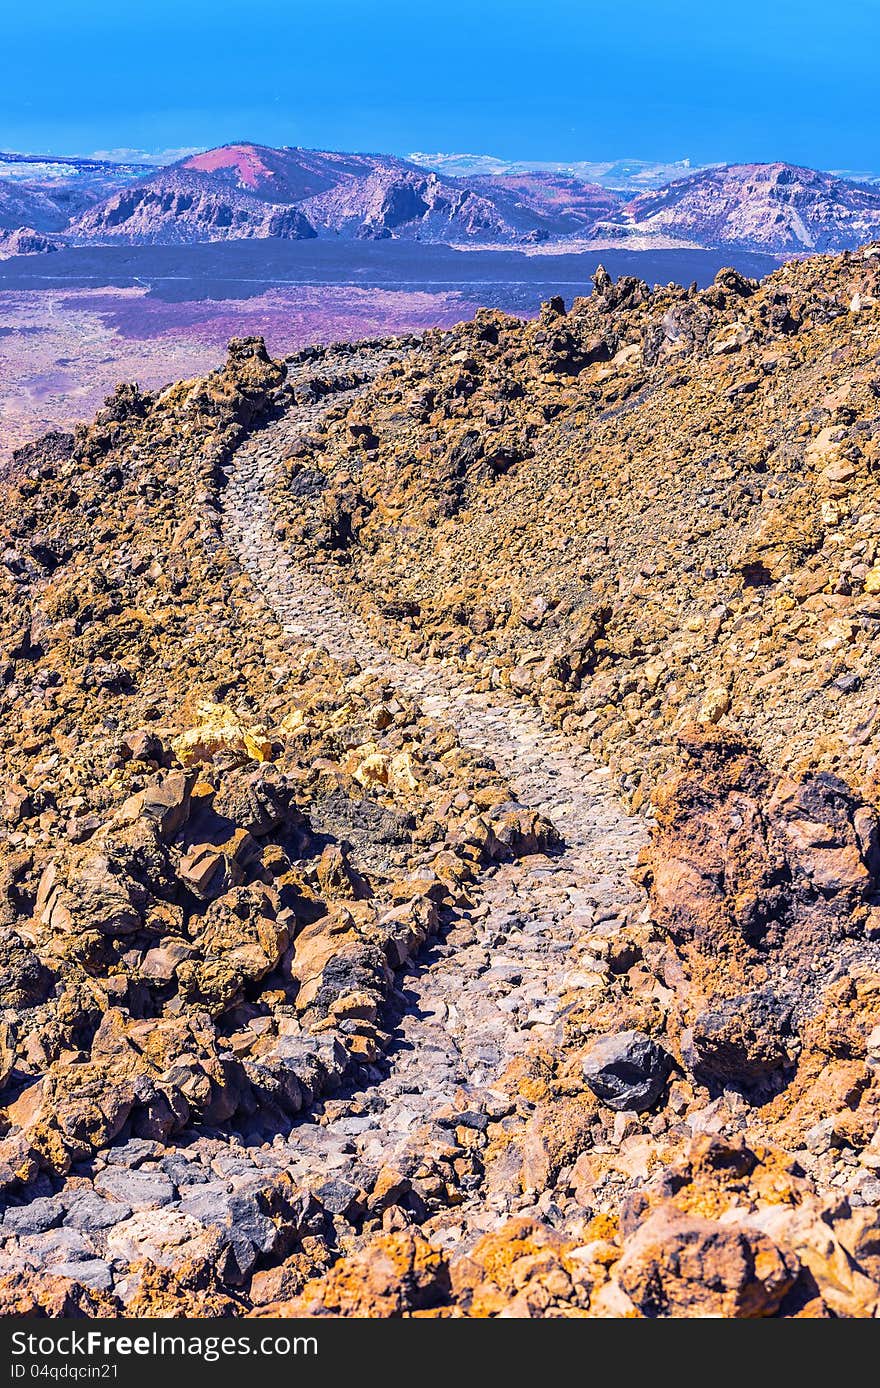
0, 151, 152, 176
0, 151, 152, 231
606, 163, 880, 253
409, 151, 705, 192
67, 143, 606, 246
461, 172, 620, 238
2, 143, 880, 255
0, 179, 73, 232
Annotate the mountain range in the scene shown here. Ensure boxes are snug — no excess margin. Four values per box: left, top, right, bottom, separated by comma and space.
600, 162, 880, 254
408, 151, 705, 191
3, 142, 880, 256
65, 144, 622, 247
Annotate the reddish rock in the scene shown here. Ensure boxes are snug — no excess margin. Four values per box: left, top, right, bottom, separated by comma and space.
614, 1205, 797, 1318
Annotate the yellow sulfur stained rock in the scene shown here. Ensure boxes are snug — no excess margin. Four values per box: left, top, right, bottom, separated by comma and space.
388, 751, 418, 792
863, 568, 880, 595
347, 742, 418, 793
698, 688, 731, 724
278, 706, 307, 736
171, 702, 273, 766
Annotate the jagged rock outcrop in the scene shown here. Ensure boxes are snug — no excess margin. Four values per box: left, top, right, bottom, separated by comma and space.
68, 143, 599, 247
0, 227, 58, 259
70, 172, 318, 245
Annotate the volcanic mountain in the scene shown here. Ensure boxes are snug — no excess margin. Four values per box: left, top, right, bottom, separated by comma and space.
604, 162, 880, 253
462, 170, 621, 239
11, 146, 880, 255
0, 152, 148, 232
0, 179, 76, 233
67, 143, 320, 244
68, 141, 614, 245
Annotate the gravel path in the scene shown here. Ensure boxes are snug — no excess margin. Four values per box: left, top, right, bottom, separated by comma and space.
0, 351, 647, 1296
221, 354, 646, 1208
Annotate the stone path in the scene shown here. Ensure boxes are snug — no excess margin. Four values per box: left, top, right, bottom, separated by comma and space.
221, 354, 647, 1212
0, 350, 647, 1295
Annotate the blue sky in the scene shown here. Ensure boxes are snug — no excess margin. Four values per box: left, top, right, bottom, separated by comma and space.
2, 0, 878, 169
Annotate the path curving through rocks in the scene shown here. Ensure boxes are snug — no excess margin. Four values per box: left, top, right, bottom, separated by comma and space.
0, 352, 648, 1298
220, 355, 648, 1210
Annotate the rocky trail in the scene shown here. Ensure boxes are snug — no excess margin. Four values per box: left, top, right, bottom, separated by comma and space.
0, 351, 645, 1304
5, 251, 880, 1313
219, 360, 646, 1240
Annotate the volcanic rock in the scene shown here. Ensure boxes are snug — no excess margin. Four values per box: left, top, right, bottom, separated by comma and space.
686, 989, 797, 1090
581, 1030, 672, 1112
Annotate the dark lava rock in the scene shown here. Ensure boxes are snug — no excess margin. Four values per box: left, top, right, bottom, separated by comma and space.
315, 1178, 362, 1217
686, 989, 796, 1089
832, 672, 861, 694
582, 1030, 672, 1112
0, 938, 54, 1009
63, 1192, 131, 1232
11, 431, 74, 471
308, 787, 414, 873
94, 1168, 176, 1210
287, 465, 328, 500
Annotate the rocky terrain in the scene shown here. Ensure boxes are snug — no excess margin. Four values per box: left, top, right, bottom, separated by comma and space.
2, 244, 880, 1317
606, 163, 880, 253
0, 228, 58, 260
0, 152, 149, 232
461, 172, 620, 240
0, 183, 73, 236
0, 283, 480, 462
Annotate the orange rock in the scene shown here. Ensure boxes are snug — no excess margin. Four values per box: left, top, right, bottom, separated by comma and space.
258, 1230, 450, 1318
614, 1205, 797, 1318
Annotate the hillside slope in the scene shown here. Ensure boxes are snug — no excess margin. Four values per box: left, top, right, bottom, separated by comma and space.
274, 247, 880, 803
3, 248, 880, 1315
0, 227, 58, 259
0, 152, 145, 232
0, 179, 76, 232
462, 170, 622, 239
